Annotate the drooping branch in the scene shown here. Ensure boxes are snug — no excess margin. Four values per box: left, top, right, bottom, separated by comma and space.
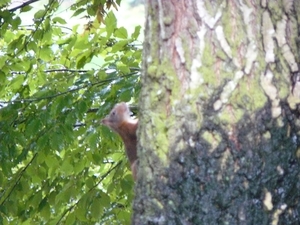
0, 72, 140, 104
8, 0, 40, 12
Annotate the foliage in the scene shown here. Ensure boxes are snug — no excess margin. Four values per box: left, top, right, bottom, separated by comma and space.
0, 0, 141, 224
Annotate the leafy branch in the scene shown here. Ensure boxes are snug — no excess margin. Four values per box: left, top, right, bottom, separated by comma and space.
0, 153, 38, 207
0, 72, 139, 104
8, 0, 40, 12
56, 160, 123, 224
10, 68, 90, 75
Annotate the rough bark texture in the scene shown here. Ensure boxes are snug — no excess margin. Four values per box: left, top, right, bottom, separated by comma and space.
134, 0, 300, 224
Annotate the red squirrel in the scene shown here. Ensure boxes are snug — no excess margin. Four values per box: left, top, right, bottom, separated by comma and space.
101, 102, 138, 180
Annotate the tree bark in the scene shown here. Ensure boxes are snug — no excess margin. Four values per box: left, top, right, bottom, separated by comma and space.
134, 0, 300, 224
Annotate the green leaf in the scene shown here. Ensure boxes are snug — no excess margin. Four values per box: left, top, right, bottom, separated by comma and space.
114, 27, 128, 39
91, 198, 103, 219
34, 10, 46, 20
26, 119, 41, 137
86, 177, 95, 189
72, 8, 85, 17
65, 212, 75, 225
33, 29, 43, 40
74, 38, 90, 50
50, 130, 63, 151
43, 30, 53, 43
77, 101, 88, 115
74, 158, 85, 173
100, 191, 110, 208
51, 95, 71, 116
40, 202, 50, 220
30, 191, 43, 208
10, 75, 24, 90
131, 25, 141, 39
45, 155, 59, 169
20, 5, 33, 13
11, 16, 21, 30
37, 133, 49, 151
7, 36, 23, 54
76, 55, 88, 69
53, 17, 67, 24
27, 41, 38, 52
105, 12, 117, 38
121, 177, 134, 193
117, 62, 130, 74
119, 88, 132, 102
0, 0, 9, 8
39, 47, 52, 61
0, 71, 5, 83
75, 208, 86, 222
111, 40, 128, 53
117, 210, 131, 224
86, 132, 98, 151
60, 158, 74, 176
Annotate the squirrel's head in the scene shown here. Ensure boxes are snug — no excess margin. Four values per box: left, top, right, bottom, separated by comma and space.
101, 102, 131, 130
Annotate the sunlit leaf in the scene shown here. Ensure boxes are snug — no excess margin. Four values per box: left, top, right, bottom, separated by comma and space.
53, 17, 67, 24
11, 16, 21, 30
10, 75, 24, 90
111, 40, 128, 53
27, 41, 38, 52
114, 27, 128, 39
131, 25, 141, 39
39, 47, 52, 61
105, 11, 117, 38
60, 158, 74, 176
20, 5, 33, 13
34, 10, 46, 20
72, 8, 85, 17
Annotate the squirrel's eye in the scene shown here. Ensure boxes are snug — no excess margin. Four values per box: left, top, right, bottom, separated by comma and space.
111, 111, 116, 116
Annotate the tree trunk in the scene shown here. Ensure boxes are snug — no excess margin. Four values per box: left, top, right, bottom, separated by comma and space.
133, 1, 300, 224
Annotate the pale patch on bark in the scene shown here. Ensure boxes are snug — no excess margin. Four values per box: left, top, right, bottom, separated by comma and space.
158, 0, 166, 40
261, 0, 267, 7
260, 70, 282, 118
213, 100, 223, 111
263, 190, 273, 211
244, 44, 258, 74
239, 0, 257, 73
271, 204, 288, 225
175, 38, 185, 64
287, 77, 300, 108
190, 59, 203, 89
275, 16, 287, 48
283, 0, 294, 14
239, 0, 254, 40
281, 44, 298, 72
215, 26, 232, 59
275, 15, 298, 72
262, 11, 275, 63
196, 1, 223, 28
190, 29, 206, 89
213, 71, 244, 110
